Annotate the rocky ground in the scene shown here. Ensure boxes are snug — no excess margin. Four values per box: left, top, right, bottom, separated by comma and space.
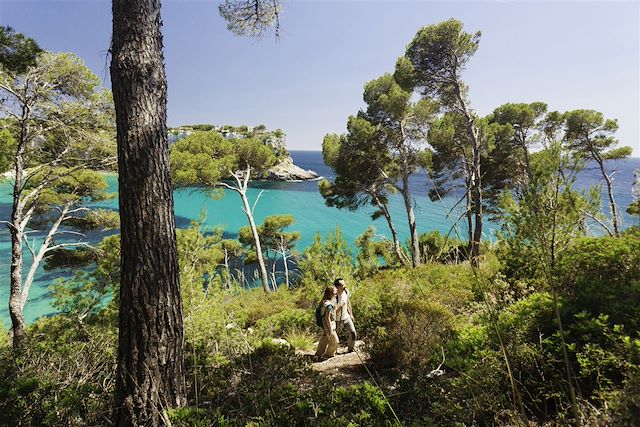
296, 340, 370, 386
267, 155, 320, 181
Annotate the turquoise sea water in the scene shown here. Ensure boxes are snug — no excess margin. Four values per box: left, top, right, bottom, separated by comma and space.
1, 151, 638, 327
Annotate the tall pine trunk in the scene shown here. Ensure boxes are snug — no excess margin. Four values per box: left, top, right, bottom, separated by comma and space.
465, 176, 473, 252
372, 192, 408, 267
471, 164, 483, 267
221, 168, 271, 292
9, 139, 25, 349
111, 1, 186, 424
456, 89, 482, 267
239, 189, 271, 292
280, 238, 291, 288
596, 157, 620, 236
401, 175, 421, 267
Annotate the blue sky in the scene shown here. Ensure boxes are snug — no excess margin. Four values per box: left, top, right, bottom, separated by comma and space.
1, 1, 639, 154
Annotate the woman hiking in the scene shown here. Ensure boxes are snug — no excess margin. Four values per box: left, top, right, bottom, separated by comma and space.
314, 286, 339, 361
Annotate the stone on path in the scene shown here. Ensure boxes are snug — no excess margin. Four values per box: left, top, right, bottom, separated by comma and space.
297, 340, 368, 383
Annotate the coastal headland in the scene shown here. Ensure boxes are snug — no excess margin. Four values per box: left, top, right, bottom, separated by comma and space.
168, 124, 320, 181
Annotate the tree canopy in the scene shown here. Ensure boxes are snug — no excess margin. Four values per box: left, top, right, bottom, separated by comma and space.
0, 26, 42, 74
170, 131, 277, 187
405, 18, 480, 105
0, 48, 115, 348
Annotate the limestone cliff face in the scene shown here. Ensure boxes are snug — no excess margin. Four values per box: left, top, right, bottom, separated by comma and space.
267, 155, 320, 181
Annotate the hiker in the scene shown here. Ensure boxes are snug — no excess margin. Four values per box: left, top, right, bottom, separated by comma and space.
334, 278, 357, 352
315, 285, 339, 360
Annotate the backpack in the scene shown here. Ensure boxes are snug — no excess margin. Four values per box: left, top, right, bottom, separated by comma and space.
315, 301, 332, 327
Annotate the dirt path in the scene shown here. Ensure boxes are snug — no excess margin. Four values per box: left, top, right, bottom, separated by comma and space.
297, 340, 370, 386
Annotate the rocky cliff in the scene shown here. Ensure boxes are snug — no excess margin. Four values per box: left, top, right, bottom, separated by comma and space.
267, 155, 320, 181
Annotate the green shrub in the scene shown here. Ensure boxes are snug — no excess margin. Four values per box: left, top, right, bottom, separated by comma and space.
169, 407, 226, 427
332, 382, 398, 426
254, 307, 313, 337
350, 262, 476, 340
0, 316, 116, 426
569, 313, 640, 397
347, 276, 394, 339
368, 299, 454, 372
186, 341, 403, 426
556, 229, 640, 331
494, 237, 547, 289
608, 365, 640, 426
498, 292, 555, 345
284, 328, 316, 351
194, 341, 334, 426
297, 227, 355, 295
355, 226, 384, 278
0, 324, 8, 348
225, 286, 302, 328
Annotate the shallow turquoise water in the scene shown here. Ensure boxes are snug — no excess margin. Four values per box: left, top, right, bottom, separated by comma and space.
1, 151, 638, 327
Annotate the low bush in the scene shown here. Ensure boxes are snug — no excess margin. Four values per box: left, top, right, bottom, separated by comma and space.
254, 307, 313, 337
177, 341, 401, 427
0, 325, 8, 349
192, 341, 330, 426
556, 228, 640, 331
368, 299, 453, 372
356, 263, 476, 315
0, 316, 116, 426
284, 328, 316, 351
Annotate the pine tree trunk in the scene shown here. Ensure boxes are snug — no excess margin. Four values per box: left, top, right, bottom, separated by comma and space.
521, 143, 534, 187
401, 175, 421, 267
9, 119, 26, 350
279, 237, 291, 288
465, 178, 473, 251
9, 202, 25, 349
239, 189, 271, 292
282, 252, 290, 288
111, 1, 186, 424
372, 192, 408, 267
270, 258, 277, 291
456, 89, 482, 267
223, 249, 232, 289
471, 167, 483, 267
597, 158, 620, 236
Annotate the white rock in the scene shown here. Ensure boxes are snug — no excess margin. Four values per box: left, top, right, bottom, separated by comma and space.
270, 338, 290, 347
267, 156, 320, 181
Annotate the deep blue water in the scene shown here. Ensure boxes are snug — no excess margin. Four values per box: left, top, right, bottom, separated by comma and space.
1, 151, 638, 327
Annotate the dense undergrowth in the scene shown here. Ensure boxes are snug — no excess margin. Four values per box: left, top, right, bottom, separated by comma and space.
1, 227, 639, 426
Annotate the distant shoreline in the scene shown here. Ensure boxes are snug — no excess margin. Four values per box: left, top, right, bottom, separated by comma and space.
1, 170, 321, 184
1, 169, 118, 180
2, 156, 636, 183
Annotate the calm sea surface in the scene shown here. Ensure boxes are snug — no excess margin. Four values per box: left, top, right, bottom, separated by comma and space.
1, 151, 638, 327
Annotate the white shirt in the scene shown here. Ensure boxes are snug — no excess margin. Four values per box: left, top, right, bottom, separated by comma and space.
336, 289, 351, 322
